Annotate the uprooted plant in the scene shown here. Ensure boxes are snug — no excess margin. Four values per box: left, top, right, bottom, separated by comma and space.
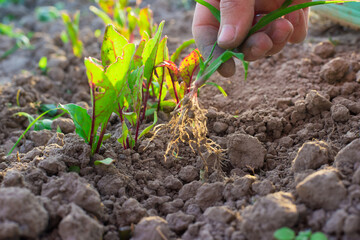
151, 0, 359, 170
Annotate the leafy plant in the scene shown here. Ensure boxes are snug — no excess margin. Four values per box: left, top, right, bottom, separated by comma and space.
89, 0, 156, 42
58, 21, 166, 154
274, 227, 328, 240
35, 3, 64, 22
61, 10, 83, 57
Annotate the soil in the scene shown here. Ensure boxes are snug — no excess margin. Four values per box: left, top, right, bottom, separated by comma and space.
1, 0, 360, 240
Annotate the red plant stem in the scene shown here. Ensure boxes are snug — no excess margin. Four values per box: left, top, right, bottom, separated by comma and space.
134, 110, 141, 145
141, 73, 153, 122
95, 120, 109, 154
129, 32, 135, 43
170, 73, 180, 104
157, 67, 165, 112
187, 65, 198, 94
89, 83, 96, 148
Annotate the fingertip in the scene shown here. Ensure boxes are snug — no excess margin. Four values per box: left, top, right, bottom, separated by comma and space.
217, 58, 236, 78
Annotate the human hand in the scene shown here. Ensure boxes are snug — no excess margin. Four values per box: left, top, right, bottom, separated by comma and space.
192, 0, 310, 77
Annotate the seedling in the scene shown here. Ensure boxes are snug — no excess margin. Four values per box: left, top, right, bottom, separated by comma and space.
38, 56, 47, 74
57, 21, 165, 154
0, 23, 33, 59
89, 0, 156, 42
61, 11, 83, 57
274, 227, 328, 240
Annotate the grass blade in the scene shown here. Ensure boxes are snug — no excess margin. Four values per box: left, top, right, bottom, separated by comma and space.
204, 82, 228, 97
8, 109, 56, 155
249, 1, 358, 35
171, 39, 195, 62
194, 0, 220, 22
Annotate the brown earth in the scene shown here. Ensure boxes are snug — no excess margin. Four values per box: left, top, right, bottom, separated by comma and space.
1, 0, 360, 240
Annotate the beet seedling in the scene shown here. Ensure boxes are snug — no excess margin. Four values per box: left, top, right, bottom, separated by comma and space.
90, 0, 156, 42
59, 22, 165, 154
61, 10, 83, 57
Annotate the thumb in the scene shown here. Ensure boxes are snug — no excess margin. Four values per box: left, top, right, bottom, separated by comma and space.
218, 0, 255, 49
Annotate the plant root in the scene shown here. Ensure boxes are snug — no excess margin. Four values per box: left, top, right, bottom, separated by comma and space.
151, 94, 224, 174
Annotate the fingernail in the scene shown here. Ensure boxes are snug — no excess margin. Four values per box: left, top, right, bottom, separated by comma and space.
218, 24, 236, 46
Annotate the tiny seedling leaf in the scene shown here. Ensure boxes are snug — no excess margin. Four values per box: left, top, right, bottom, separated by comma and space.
94, 158, 114, 165
38, 56, 47, 73
59, 104, 91, 143
204, 82, 227, 97
274, 227, 296, 240
68, 166, 80, 173
138, 111, 158, 140
310, 232, 328, 240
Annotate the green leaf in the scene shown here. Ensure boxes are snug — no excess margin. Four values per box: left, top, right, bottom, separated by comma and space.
8, 108, 56, 155
138, 7, 153, 39
142, 21, 165, 81
58, 103, 91, 143
118, 121, 129, 148
249, 1, 355, 36
138, 111, 158, 140
39, 104, 58, 117
194, 0, 220, 22
38, 56, 47, 73
68, 166, 80, 173
101, 24, 128, 66
94, 158, 114, 165
197, 49, 247, 85
61, 11, 83, 57
204, 82, 227, 97
171, 38, 195, 62
89, 5, 113, 26
310, 232, 328, 240
179, 49, 201, 86
123, 112, 137, 126
274, 227, 296, 240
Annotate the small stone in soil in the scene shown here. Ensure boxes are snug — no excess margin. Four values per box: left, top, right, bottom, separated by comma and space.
296, 168, 346, 210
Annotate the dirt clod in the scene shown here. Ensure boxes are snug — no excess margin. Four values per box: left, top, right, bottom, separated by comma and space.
51, 118, 76, 134
331, 104, 350, 122
0, 187, 48, 238
334, 139, 360, 175
166, 211, 195, 233
241, 192, 298, 240
296, 168, 346, 210
132, 216, 175, 240
292, 140, 332, 173
59, 203, 104, 240
313, 41, 335, 59
227, 133, 266, 169
305, 90, 332, 115
195, 182, 224, 211
320, 57, 350, 83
